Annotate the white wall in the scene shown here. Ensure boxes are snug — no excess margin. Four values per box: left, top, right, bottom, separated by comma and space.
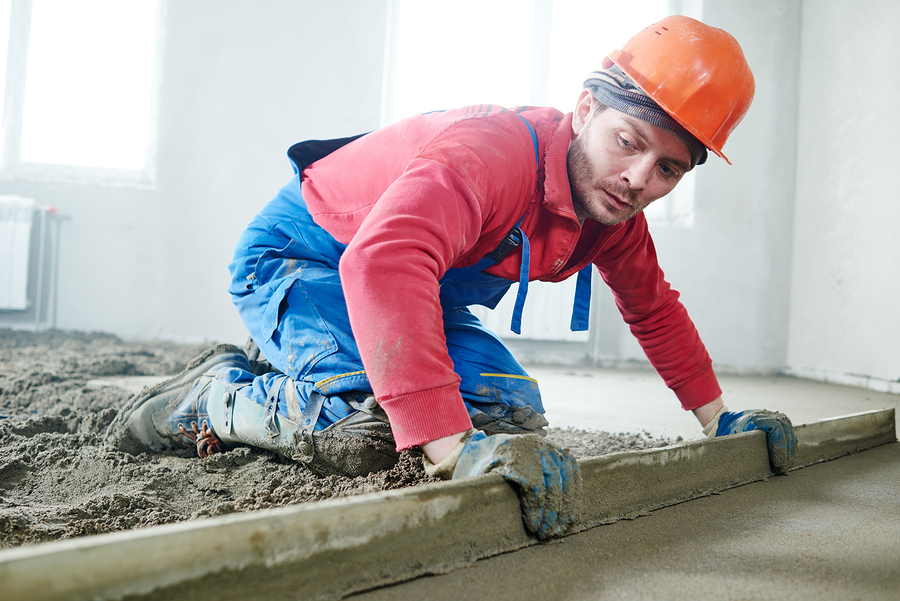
786, 0, 900, 391
0, 0, 388, 343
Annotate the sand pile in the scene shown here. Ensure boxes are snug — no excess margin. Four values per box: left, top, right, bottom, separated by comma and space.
0, 328, 673, 550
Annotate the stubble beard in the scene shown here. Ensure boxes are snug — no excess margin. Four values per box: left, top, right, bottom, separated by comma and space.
567, 134, 640, 227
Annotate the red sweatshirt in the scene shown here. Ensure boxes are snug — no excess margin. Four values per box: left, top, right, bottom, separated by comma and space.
301, 105, 721, 450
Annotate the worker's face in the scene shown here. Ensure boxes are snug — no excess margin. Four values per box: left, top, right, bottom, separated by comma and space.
567, 91, 691, 226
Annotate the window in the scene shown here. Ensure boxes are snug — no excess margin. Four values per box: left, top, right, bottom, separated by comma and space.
383, 0, 700, 228
0, 0, 164, 187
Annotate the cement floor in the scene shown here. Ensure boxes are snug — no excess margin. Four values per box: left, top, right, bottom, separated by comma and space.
351, 440, 899, 601
532, 366, 900, 441
85, 367, 899, 601
348, 369, 900, 601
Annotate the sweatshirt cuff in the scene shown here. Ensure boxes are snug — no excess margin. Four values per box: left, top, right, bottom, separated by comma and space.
378, 382, 474, 451
672, 365, 723, 411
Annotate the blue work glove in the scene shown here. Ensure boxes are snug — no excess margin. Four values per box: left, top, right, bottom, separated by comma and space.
713, 409, 796, 473
452, 430, 582, 540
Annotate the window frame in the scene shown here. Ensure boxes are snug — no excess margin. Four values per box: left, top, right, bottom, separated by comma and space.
0, 0, 165, 189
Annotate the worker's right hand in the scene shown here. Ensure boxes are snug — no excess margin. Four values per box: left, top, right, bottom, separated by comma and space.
450, 430, 582, 540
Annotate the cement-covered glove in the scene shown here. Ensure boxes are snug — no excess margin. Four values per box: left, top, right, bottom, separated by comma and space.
704, 405, 796, 473
425, 429, 582, 540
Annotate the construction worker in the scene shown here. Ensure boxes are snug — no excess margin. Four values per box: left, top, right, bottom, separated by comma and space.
110, 16, 795, 540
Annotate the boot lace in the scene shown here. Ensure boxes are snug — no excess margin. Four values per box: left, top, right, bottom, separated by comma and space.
179, 421, 227, 458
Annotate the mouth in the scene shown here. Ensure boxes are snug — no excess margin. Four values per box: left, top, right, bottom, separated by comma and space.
603, 189, 631, 212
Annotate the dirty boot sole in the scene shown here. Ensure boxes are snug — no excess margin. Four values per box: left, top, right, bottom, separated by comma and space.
106, 343, 248, 455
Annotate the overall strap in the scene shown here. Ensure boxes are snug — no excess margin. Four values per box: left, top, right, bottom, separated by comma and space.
476, 216, 530, 335
570, 264, 592, 331
510, 225, 531, 335
515, 111, 540, 171
489, 112, 539, 334
487, 112, 593, 334
507, 113, 539, 333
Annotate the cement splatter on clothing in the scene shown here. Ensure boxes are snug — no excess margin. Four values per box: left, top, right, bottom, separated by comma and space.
0, 328, 676, 550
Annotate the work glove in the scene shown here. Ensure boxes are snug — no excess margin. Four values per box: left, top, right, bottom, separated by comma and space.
424, 429, 582, 540
703, 405, 796, 473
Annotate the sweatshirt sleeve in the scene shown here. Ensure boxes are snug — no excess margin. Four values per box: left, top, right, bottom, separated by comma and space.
338, 122, 537, 450
593, 215, 722, 410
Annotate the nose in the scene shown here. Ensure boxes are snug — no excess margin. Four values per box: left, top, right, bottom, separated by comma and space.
620, 157, 653, 190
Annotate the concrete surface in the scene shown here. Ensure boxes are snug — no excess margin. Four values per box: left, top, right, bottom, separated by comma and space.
351, 441, 900, 601
0, 428, 773, 601
533, 366, 900, 441
18, 370, 894, 601
0, 407, 892, 601
344, 368, 900, 601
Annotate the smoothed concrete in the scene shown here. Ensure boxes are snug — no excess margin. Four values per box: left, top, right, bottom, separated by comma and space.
0, 409, 893, 601
535, 366, 900, 442
353, 441, 900, 601
792, 409, 897, 468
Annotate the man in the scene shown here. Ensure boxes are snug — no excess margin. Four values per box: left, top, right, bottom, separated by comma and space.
110, 16, 795, 540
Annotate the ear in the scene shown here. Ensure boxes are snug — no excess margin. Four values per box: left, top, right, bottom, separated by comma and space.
572, 90, 593, 137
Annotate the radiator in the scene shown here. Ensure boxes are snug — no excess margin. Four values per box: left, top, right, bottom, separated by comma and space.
0, 195, 35, 310
471, 278, 591, 342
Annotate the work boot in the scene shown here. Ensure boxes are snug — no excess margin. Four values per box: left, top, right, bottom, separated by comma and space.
109, 344, 400, 476
107, 343, 252, 456
205, 378, 400, 477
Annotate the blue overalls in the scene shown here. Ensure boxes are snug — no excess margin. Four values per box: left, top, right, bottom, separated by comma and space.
225, 123, 592, 438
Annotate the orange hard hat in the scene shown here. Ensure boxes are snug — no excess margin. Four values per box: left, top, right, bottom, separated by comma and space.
602, 15, 755, 164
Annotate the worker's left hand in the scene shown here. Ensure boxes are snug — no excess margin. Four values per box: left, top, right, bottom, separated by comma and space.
451, 430, 582, 540
712, 409, 796, 473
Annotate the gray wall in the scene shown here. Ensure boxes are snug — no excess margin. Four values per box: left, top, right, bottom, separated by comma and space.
1, 0, 897, 391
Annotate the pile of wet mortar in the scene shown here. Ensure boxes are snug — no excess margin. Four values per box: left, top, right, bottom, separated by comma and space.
0, 328, 677, 549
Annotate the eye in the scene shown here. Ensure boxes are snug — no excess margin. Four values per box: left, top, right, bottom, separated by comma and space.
618, 135, 635, 149
659, 163, 682, 179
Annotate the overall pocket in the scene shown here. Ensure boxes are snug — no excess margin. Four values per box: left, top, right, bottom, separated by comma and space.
266, 277, 340, 380
233, 237, 344, 380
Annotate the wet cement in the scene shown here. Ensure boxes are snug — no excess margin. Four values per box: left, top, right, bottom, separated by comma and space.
0, 328, 674, 549
350, 441, 900, 601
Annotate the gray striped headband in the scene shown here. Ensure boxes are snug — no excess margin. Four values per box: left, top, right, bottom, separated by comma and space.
583, 66, 708, 169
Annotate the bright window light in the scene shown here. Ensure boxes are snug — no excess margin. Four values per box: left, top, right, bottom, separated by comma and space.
0, 0, 10, 121
385, 0, 533, 125
19, 0, 159, 170
546, 0, 668, 112
387, 0, 669, 122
